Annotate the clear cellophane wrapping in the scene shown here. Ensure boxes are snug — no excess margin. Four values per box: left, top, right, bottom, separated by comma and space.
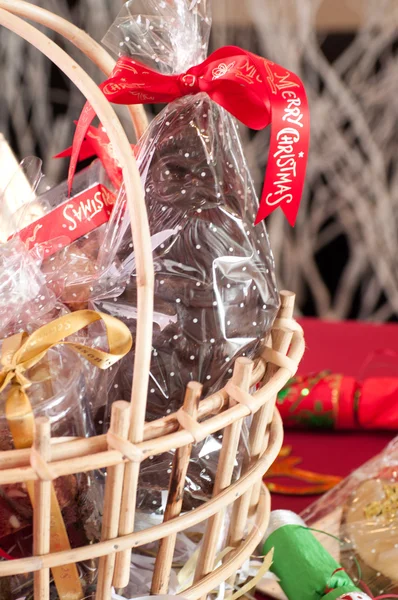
91, 0, 280, 561
301, 437, 398, 598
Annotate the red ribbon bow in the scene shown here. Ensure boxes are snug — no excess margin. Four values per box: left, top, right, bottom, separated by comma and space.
70, 45, 310, 226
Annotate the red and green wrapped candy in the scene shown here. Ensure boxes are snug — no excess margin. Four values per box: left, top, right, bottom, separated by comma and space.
263, 510, 372, 600
277, 371, 398, 430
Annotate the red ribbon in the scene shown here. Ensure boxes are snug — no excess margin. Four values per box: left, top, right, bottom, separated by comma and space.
0, 547, 14, 560
55, 124, 137, 189
69, 46, 309, 226
357, 577, 398, 600
15, 183, 115, 256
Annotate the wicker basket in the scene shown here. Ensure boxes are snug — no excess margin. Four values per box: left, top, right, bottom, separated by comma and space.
0, 3, 305, 599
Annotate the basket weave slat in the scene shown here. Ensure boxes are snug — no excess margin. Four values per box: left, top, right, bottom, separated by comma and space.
249, 291, 297, 513
225, 291, 296, 596
32, 417, 51, 600
97, 401, 131, 599
194, 358, 254, 589
151, 381, 202, 595
0, 5, 305, 599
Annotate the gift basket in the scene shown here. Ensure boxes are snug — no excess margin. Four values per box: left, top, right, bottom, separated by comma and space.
301, 437, 398, 599
0, 1, 307, 599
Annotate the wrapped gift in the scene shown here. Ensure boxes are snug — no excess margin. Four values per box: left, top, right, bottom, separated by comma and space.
301, 437, 398, 598
88, 0, 282, 513
0, 343, 99, 599
263, 510, 376, 600
1, 147, 131, 315
12, 159, 124, 310
277, 370, 398, 430
0, 240, 132, 599
0, 237, 60, 338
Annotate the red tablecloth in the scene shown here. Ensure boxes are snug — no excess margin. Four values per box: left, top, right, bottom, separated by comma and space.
271, 317, 396, 514
298, 317, 398, 377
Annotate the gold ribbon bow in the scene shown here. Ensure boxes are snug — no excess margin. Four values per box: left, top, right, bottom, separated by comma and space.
0, 310, 132, 600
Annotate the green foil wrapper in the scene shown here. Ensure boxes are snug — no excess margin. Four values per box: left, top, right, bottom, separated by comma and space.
263, 513, 364, 600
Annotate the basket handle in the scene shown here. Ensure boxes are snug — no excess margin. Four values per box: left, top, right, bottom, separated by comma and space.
0, 7, 154, 432
0, 0, 148, 140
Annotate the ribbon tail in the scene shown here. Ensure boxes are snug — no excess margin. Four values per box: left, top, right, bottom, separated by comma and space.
254, 159, 304, 227
54, 146, 73, 159
255, 147, 304, 227
255, 185, 277, 225
54, 140, 97, 162
0, 547, 15, 560
281, 194, 301, 227
68, 100, 97, 195
5, 386, 35, 448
